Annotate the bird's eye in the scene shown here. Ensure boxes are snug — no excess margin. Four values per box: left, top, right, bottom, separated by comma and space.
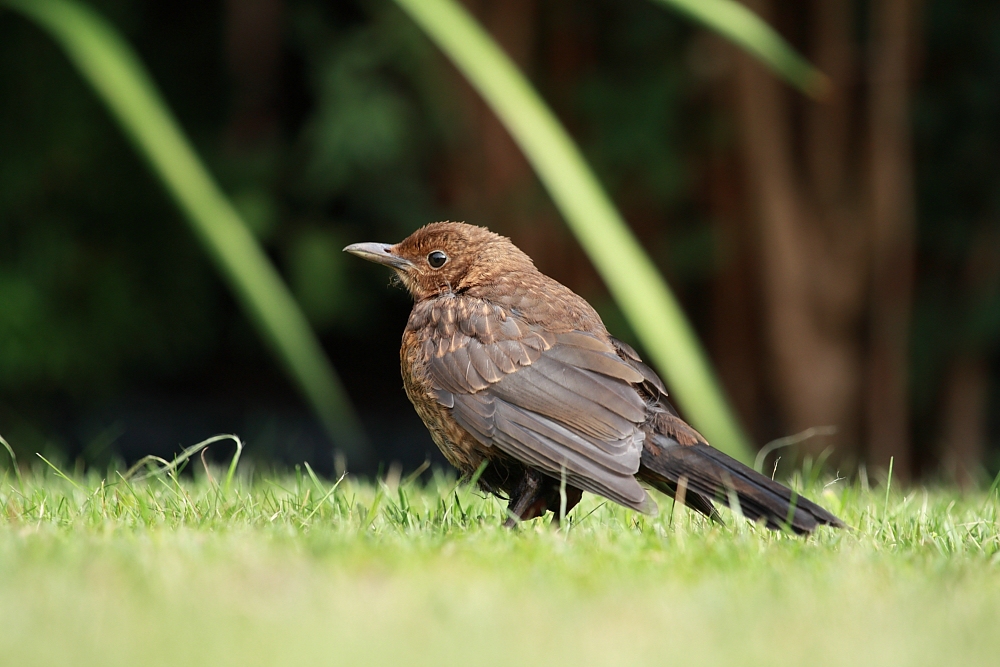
427, 250, 448, 269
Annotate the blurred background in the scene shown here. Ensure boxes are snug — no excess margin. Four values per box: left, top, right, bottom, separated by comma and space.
1, 0, 999, 484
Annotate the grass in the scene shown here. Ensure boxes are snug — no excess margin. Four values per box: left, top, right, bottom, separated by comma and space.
1, 456, 999, 667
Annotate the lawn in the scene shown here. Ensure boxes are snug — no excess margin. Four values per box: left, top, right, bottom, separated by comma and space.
1, 453, 999, 667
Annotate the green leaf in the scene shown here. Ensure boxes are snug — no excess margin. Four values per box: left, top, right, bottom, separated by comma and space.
653, 0, 831, 99
3, 0, 368, 459
393, 0, 753, 462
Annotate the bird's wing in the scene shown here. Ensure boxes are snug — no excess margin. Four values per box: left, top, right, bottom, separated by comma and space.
610, 336, 707, 446
419, 298, 654, 513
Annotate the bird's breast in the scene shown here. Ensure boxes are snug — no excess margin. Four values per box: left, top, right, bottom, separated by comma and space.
400, 328, 488, 475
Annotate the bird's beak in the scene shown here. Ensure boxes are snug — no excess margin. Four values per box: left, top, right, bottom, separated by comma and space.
343, 242, 413, 270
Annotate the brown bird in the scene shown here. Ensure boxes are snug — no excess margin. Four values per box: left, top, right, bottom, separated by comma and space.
345, 222, 843, 533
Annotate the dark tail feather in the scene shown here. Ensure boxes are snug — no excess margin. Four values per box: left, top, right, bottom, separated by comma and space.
638, 435, 844, 535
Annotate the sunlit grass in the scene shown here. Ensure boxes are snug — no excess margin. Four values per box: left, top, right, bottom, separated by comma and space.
1, 458, 999, 667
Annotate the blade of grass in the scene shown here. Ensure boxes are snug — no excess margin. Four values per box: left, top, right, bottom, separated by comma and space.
753, 426, 838, 473
651, 0, 831, 99
394, 0, 752, 461
2, 0, 367, 460
0, 434, 22, 487
123, 434, 242, 483
305, 472, 347, 521
303, 462, 327, 495
884, 456, 895, 519
222, 436, 244, 496
401, 459, 431, 487
362, 485, 385, 531
36, 454, 85, 493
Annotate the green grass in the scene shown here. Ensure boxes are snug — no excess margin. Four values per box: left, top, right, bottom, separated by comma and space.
1, 460, 999, 667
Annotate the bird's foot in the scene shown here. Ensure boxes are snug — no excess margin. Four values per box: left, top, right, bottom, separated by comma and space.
502, 470, 547, 528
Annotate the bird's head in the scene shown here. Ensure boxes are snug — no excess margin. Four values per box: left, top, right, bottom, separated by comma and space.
344, 222, 534, 301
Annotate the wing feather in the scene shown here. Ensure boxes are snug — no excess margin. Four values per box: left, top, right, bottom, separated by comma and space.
420, 300, 654, 513
468, 343, 504, 383
494, 408, 648, 509
496, 400, 639, 472
528, 356, 646, 424
490, 363, 634, 441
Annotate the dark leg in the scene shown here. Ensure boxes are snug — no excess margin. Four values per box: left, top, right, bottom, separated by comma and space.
502, 469, 585, 528
502, 469, 548, 528
546, 486, 583, 527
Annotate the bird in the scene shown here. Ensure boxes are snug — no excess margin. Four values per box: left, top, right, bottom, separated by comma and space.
345, 222, 843, 534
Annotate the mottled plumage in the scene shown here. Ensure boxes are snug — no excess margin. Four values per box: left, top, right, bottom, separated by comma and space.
346, 222, 843, 533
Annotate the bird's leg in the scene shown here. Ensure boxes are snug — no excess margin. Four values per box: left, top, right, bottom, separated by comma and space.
547, 486, 583, 528
502, 469, 548, 528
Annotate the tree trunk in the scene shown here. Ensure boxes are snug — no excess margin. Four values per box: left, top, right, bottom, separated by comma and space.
709, 137, 764, 438
938, 356, 989, 487
224, 0, 284, 147
732, 0, 868, 463
865, 0, 918, 476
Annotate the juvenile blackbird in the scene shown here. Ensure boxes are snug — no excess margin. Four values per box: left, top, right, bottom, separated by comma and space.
345, 222, 843, 533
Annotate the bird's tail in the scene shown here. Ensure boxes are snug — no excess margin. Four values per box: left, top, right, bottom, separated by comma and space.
638, 434, 844, 534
